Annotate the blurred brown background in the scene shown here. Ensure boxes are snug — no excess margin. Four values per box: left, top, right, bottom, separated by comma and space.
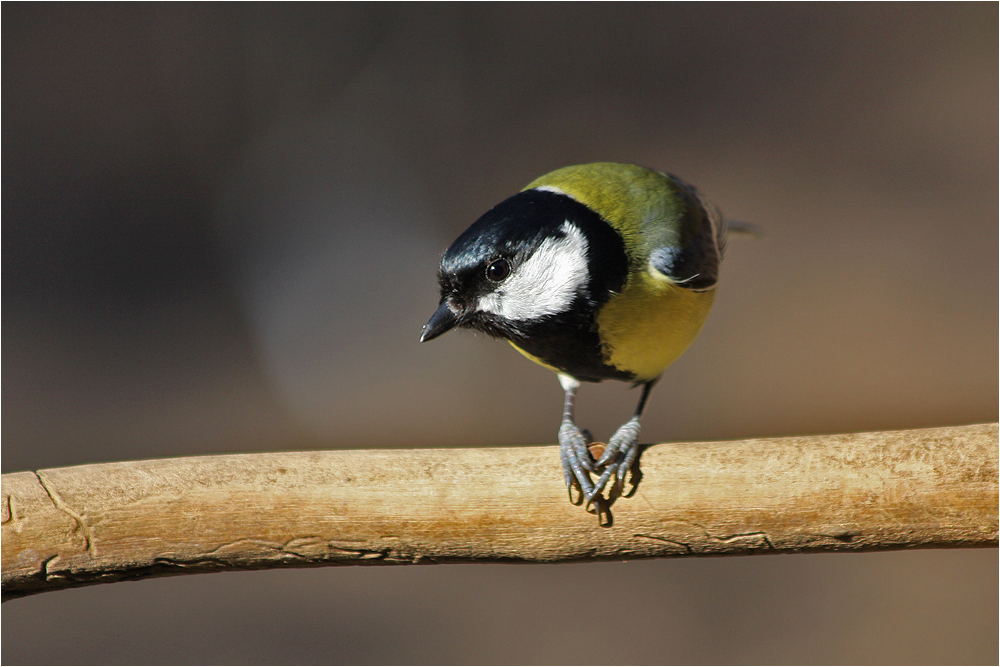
3, 3, 997, 664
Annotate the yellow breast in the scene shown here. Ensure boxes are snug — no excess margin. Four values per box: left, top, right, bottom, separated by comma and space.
596, 272, 716, 382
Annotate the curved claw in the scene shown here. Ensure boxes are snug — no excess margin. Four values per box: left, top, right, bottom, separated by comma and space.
562, 450, 589, 506
568, 482, 586, 506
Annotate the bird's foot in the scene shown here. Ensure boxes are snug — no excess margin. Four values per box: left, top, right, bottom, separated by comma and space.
589, 416, 642, 502
558, 419, 596, 505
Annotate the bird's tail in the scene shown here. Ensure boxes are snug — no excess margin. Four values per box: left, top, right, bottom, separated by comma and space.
725, 219, 764, 237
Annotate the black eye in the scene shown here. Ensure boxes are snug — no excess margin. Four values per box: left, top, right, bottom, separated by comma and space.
485, 257, 511, 282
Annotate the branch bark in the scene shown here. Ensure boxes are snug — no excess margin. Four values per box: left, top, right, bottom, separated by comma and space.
3, 423, 997, 601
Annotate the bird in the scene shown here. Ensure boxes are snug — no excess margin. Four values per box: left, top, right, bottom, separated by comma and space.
420, 162, 729, 523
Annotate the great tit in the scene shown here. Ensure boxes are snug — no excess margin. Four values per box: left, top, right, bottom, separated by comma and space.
421, 162, 728, 521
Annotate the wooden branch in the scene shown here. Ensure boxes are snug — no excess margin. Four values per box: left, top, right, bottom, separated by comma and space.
3, 423, 997, 601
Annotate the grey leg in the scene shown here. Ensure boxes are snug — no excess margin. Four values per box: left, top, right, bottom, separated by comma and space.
590, 379, 656, 500
557, 374, 596, 504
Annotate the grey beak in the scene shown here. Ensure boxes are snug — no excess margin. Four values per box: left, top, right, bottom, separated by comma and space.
420, 301, 459, 342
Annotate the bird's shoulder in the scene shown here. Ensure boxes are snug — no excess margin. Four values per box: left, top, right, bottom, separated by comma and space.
525, 163, 725, 291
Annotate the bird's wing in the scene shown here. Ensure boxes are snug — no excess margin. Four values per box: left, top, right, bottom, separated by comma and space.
646, 180, 725, 292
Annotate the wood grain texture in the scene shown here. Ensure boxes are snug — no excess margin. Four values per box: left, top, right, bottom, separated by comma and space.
3, 423, 997, 601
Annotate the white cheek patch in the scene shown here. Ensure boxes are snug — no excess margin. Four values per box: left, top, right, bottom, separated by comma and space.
477, 222, 590, 322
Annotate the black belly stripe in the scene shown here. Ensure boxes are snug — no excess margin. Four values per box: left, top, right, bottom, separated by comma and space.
510, 314, 635, 383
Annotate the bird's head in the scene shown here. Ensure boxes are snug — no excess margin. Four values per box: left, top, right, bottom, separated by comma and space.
420, 188, 627, 344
